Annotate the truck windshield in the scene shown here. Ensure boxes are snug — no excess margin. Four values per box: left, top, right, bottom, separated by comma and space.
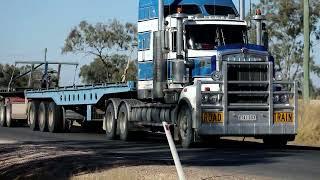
186, 25, 246, 50
164, 5, 201, 17
204, 5, 237, 16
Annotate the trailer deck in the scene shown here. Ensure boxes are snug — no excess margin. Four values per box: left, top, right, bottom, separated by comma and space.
25, 82, 136, 106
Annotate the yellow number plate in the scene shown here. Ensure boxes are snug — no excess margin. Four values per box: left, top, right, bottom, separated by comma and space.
202, 112, 224, 123
273, 112, 294, 123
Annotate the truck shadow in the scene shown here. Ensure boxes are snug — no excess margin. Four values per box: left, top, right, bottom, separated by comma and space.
0, 136, 319, 179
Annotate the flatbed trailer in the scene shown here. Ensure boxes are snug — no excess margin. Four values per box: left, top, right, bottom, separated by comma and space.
24, 82, 136, 132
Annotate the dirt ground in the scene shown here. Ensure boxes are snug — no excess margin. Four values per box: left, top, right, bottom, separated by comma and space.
0, 140, 270, 180
72, 165, 271, 180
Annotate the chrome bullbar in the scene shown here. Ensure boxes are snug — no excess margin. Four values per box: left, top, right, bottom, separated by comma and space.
195, 61, 298, 136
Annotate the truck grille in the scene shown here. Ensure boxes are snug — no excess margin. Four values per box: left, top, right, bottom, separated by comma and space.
227, 63, 269, 104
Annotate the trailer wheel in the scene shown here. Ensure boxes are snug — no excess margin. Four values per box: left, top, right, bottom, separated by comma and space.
48, 102, 62, 133
38, 102, 48, 132
29, 101, 39, 131
0, 103, 6, 127
105, 103, 117, 140
6, 103, 14, 127
118, 103, 130, 141
178, 105, 193, 148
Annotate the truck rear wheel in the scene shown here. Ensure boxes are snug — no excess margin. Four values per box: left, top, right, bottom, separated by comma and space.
178, 105, 193, 148
0, 104, 6, 127
105, 103, 117, 140
48, 102, 62, 133
29, 101, 39, 131
38, 102, 48, 132
6, 103, 14, 127
118, 103, 130, 141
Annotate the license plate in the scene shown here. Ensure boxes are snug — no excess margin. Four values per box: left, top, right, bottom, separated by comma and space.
238, 114, 257, 121
274, 112, 294, 123
202, 112, 224, 123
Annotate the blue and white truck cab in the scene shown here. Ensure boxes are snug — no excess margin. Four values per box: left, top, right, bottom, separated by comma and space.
137, 0, 297, 147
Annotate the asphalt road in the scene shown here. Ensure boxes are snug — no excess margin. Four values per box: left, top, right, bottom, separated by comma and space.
0, 126, 320, 180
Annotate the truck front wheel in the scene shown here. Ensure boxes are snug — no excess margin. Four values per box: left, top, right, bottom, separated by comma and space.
263, 136, 288, 147
178, 105, 193, 148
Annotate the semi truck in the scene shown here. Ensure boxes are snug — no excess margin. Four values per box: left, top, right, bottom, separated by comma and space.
0, 0, 297, 148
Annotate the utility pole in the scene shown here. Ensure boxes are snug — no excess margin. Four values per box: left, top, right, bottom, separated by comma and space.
303, 0, 310, 103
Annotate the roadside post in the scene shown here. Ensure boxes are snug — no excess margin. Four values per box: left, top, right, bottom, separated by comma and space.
162, 121, 186, 180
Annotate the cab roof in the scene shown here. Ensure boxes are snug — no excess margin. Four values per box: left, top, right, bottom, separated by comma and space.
139, 0, 237, 21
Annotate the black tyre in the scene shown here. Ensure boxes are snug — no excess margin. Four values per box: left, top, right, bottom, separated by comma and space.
263, 136, 288, 147
6, 103, 14, 127
105, 103, 117, 140
61, 107, 72, 132
29, 101, 39, 131
48, 102, 62, 133
0, 103, 6, 127
178, 105, 193, 148
38, 102, 48, 132
118, 103, 130, 141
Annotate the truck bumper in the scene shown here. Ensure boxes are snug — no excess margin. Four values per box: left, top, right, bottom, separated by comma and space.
198, 111, 296, 136
195, 68, 298, 138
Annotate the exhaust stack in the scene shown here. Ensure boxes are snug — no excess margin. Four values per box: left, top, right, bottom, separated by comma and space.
253, 9, 266, 46
158, 0, 164, 31
172, 10, 187, 84
240, 0, 245, 20
153, 0, 167, 99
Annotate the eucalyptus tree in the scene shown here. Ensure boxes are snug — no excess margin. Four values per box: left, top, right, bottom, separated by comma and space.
62, 19, 137, 83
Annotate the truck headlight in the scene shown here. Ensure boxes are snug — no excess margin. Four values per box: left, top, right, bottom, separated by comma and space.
275, 72, 283, 81
202, 94, 219, 104
209, 95, 218, 104
280, 94, 289, 104
211, 71, 222, 81
202, 94, 209, 103
273, 95, 280, 104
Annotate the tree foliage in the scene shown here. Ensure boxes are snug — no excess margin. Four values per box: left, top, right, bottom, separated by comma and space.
249, 0, 320, 83
0, 64, 30, 89
79, 55, 137, 84
0, 64, 60, 90
62, 19, 138, 83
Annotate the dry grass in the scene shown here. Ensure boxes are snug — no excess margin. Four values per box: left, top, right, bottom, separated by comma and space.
71, 165, 270, 180
295, 101, 320, 146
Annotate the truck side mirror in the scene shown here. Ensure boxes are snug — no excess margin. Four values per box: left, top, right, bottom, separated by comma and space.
0, 71, 4, 78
